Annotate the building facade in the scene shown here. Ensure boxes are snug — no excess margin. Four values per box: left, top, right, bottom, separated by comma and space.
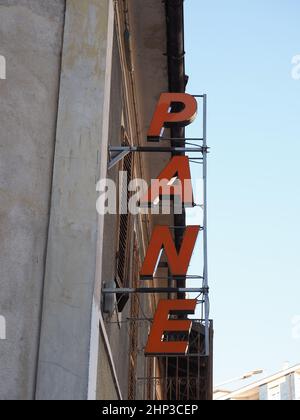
215, 365, 300, 401
0, 0, 212, 400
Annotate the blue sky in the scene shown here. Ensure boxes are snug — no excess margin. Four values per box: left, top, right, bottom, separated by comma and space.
185, 0, 300, 388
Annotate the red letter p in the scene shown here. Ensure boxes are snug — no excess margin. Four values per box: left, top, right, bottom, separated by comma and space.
147, 93, 198, 141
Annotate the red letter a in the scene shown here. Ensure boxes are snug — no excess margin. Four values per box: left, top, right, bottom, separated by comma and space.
140, 156, 194, 208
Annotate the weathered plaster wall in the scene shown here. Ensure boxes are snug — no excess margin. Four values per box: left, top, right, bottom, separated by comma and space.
0, 0, 65, 400
35, 0, 110, 400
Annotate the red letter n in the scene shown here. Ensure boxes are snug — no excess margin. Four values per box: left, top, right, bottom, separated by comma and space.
140, 225, 200, 279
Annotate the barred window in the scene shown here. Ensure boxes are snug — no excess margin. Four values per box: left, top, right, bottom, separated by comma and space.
128, 239, 140, 400
115, 131, 133, 312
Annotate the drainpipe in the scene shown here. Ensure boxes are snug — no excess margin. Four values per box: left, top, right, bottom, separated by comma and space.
165, 0, 187, 298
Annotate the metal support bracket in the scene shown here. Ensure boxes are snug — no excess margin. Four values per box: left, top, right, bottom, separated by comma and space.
102, 287, 208, 294
108, 145, 209, 169
108, 148, 131, 170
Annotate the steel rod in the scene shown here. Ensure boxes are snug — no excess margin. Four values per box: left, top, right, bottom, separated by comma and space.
102, 287, 208, 294
203, 94, 210, 357
140, 275, 204, 280
158, 137, 204, 142
109, 146, 205, 153
138, 275, 204, 280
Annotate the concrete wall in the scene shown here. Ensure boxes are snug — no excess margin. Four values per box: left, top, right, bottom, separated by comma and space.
97, 335, 119, 400
97, 28, 130, 400
0, 0, 65, 400
0, 0, 171, 400
35, 0, 111, 400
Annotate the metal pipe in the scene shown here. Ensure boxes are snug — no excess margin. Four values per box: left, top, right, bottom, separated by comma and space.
99, 311, 123, 399
109, 146, 205, 153
203, 94, 210, 357
102, 287, 208, 294
138, 275, 204, 280
157, 137, 203, 142
166, 0, 187, 301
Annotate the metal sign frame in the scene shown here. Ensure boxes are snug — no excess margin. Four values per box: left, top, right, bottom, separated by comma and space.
102, 94, 210, 357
